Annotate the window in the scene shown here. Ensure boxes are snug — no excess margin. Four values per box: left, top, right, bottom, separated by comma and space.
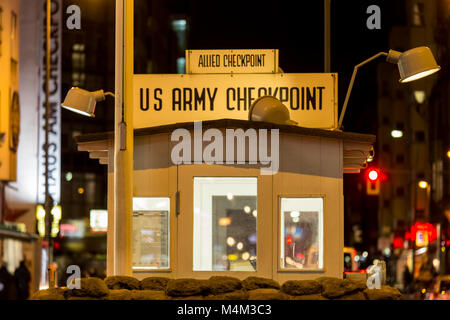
396, 187, 405, 197
132, 197, 170, 270
412, 3, 425, 26
382, 144, 391, 153
415, 131, 425, 143
193, 177, 257, 272
395, 122, 405, 131
72, 72, 86, 86
280, 197, 323, 270
396, 154, 405, 164
72, 43, 86, 69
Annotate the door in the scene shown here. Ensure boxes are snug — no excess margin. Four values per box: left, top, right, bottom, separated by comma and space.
175, 164, 272, 279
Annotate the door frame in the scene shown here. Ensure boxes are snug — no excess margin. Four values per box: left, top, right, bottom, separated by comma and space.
175, 164, 273, 280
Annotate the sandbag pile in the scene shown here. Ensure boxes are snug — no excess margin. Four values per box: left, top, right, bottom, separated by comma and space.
30, 275, 402, 300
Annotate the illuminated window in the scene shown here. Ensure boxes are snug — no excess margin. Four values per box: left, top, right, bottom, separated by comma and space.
412, 3, 425, 26
193, 177, 257, 271
72, 72, 85, 87
132, 197, 170, 270
72, 43, 86, 70
280, 197, 323, 270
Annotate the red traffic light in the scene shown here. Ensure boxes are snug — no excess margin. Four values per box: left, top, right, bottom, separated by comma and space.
368, 169, 378, 181
366, 168, 386, 182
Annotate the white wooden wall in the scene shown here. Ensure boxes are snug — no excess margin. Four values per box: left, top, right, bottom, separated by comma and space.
107, 131, 344, 282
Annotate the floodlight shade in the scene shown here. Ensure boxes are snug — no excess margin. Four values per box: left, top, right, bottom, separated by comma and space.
249, 95, 297, 126
61, 87, 105, 117
387, 47, 440, 83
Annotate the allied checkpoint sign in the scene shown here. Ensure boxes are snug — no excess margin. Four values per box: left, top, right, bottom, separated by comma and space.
133, 73, 337, 129
186, 49, 279, 74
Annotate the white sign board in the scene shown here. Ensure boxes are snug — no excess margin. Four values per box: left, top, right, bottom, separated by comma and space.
38, 0, 62, 204
133, 73, 337, 129
186, 49, 279, 74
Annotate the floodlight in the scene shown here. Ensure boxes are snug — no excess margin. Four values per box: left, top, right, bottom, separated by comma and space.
386, 46, 440, 83
338, 46, 440, 129
61, 87, 115, 117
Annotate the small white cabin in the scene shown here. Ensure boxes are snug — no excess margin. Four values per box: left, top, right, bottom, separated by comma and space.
77, 119, 374, 282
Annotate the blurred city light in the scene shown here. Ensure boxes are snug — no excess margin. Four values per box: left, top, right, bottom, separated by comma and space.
218, 217, 231, 226
290, 211, 300, 218
414, 90, 426, 103
391, 129, 403, 138
226, 236, 236, 247
418, 180, 428, 189
65, 171, 73, 181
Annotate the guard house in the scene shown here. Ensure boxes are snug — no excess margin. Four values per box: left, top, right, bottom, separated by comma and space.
68, 49, 375, 282
76, 118, 375, 282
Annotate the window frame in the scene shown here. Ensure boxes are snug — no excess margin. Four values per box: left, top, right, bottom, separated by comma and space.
277, 195, 326, 273
131, 196, 172, 272
192, 176, 258, 272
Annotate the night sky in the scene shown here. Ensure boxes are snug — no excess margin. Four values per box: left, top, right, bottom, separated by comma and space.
184, 0, 399, 133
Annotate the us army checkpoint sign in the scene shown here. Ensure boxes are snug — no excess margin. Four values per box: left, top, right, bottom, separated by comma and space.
133, 73, 338, 129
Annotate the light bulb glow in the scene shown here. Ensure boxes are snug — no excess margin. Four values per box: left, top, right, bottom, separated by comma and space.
418, 180, 428, 189
391, 130, 403, 138
368, 170, 378, 181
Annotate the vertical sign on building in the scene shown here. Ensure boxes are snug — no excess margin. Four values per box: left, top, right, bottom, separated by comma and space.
37, 0, 61, 205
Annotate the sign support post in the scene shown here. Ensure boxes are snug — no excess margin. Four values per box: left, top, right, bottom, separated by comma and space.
113, 0, 134, 276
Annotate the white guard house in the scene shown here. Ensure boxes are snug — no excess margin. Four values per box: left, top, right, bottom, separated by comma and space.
76, 118, 375, 282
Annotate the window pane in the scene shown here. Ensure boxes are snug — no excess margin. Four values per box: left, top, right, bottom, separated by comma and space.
194, 177, 257, 271
280, 197, 323, 269
132, 197, 170, 269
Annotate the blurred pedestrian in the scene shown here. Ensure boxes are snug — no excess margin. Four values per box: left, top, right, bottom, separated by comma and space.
403, 265, 413, 293
0, 262, 18, 300
14, 260, 31, 300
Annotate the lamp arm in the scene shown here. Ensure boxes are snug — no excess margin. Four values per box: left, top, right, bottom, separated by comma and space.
337, 52, 388, 130
104, 92, 116, 98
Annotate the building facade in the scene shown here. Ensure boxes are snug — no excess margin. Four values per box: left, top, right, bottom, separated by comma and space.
376, 0, 443, 284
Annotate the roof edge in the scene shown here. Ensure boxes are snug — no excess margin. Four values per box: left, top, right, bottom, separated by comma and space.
75, 119, 376, 144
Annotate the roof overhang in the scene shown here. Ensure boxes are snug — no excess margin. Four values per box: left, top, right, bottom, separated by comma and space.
75, 119, 376, 173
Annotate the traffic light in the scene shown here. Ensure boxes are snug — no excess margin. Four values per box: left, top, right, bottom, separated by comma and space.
366, 168, 381, 195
